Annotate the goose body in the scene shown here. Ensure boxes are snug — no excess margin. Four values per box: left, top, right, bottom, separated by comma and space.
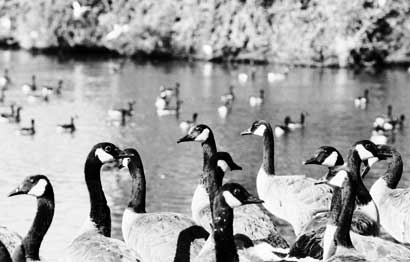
62, 142, 141, 262
108, 102, 135, 119
120, 148, 207, 262
1, 106, 21, 124
177, 125, 289, 251
249, 90, 264, 107
179, 113, 198, 134
354, 89, 369, 108
217, 102, 231, 119
21, 76, 36, 95
267, 72, 286, 83
241, 120, 334, 235
41, 80, 62, 96
18, 119, 35, 136
220, 86, 234, 103
56, 117, 75, 133
0, 226, 22, 260
0, 104, 15, 122
7, 175, 55, 262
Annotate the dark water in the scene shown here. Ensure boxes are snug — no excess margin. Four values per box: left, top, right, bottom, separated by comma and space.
0, 50, 409, 259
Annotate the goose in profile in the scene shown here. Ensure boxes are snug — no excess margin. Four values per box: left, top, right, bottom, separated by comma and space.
6, 175, 55, 261
321, 156, 410, 262
120, 148, 209, 262
18, 119, 35, 136
220, 85, 234, 103
180, 113, 198, 134
289, 143, 384, 260
42, 80, 63, 96
0, 104, 14, 122
287, 113, 306, 130
107, 101, 135, 119
157, 100, 182, 117
249, 89, 264, 107
373, 105, 396, 131
354, 89, 369, 108
274, 117, 291, 137
26, 93, 49, 103
61, 142, 140, 262
0, 69, 11, 89
56, 117, 76, 133
21, 75, 37, 94
240, 120, 343, 235
367, 145, 410, 244
177, 124, 289, 251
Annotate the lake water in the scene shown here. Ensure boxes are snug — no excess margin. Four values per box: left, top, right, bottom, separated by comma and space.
0, 50, 409, 260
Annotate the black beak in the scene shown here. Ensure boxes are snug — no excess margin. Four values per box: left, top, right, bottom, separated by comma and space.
303, 157, 320, 165
244, 195, 264, 204
240, 128, 252, 136
8, 186, 25, 197
177, 134, 194, 143
231, 163, 242, 171
116, 152, 134, 159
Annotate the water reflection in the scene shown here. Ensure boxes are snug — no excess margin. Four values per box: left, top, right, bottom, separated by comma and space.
0, 50, 409, 259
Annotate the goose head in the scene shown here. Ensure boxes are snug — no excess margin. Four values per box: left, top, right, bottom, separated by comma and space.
240, 120, 270, 137
353, 140, 391, 170
219, 183, 263, 209
89, 142, 130, 165
9, 174, 52, 198
118, 148, 141, 171
177, 124, 212, 143
215, 152, 242, 174
303, 146, 344, 167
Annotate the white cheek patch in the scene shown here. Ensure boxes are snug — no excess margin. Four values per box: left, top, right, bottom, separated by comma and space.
122, 157, 130, 167
95, 148, 114, 163
195, 128, 210, 142
323, 224, 337, 260
356, 144, 374, 160
223, 191, 242, 208
217, 160, 229, 172
367, 157, 379, 167
254, 125, 266, 136
329, 170, 348, 187
28, 179, 48, 197
322, 151, 338, 167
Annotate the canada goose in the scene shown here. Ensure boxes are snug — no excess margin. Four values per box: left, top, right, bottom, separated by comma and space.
120, 148, 208, 262
72, 1, 90, 20
354, 89, 369, 108
373, 105, 397, 131
57, 117, 76, 133
21, 75, 36, 94
26, 93, 49, 103
7, 175, 55, 261
217, 101, 231, 119
42, 80, 63, 96
220, 86, 234, 103
18, 119, 35, 136
241, 120, 338, 235
61, 142, 140, 262
177, 125, 289, 250
289, 142, 385, 260
194, 183, 271, 262
108, 101, 135, 119
0, 241, 11, 262
321, 156, 410, 262
0, 104, 14, 122
287, 113, 306, 130
0, 69, 11, 89
157, 100, 182, 117
0, 226, 21, 261
8, 106, 21, 124
0, 89, 5, 103
267, 71, 287, 83
249, 90, 264, 107
370, 127, 389, 145
180, 113, 198, 134
274, 117, 291, 137
367, 145, 410, 244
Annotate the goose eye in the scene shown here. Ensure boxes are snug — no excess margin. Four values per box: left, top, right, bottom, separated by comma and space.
104, 146, 112, 152
233, 188, 240, 195
30, 179, 35, 183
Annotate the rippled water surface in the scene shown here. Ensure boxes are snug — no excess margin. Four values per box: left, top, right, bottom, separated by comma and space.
0, 50, 410, 259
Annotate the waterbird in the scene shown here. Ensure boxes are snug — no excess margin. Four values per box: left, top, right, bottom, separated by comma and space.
0, 68, 11, 89
354, 89, 369, 108
0, 103, 14, 122
61, 142, 141, 262
41, 80, 63, 96
274, 117, 291, 137
120, 148, 209, 262
107, 101, 135, 119
217, 100, 231, 119
287, 112, 306, 130
56, 116, 76, 133
177, 125, 289, 250
6, 175, 55, 262
220, 85, 235, 103
179, 113, 198, 134
18, 118, 35, 136
21, 75, 36, 94
249, 89, 264, 107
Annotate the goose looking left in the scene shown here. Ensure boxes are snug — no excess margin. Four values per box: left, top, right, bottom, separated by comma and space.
6, 174, 55, 262
321, 156, 410, 262
194, 183, 266, 262
18, 119, 35, 136
177, 124, 289, 250
120, 148, 208, 262
61, 142, 141, 262
367, 145, 410, 244
56, 117, 76, 133
241, 120, 338, 235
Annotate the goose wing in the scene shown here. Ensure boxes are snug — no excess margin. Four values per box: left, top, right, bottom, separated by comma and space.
62, 232, 140, 262
123, 212, 206, 262
0, 226, 22, 256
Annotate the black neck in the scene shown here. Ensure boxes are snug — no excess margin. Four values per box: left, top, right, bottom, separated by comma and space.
213, 194, 238, 262
347, 150, 372, 206
262, 124, 275, 174
173, 225, 209, 262
328, 187, 342, 226
84, 155, 111, 237
17, 186, 54, 261
127, 156, 146, 213
201, 132, 217, 175
383, 149, 403, 189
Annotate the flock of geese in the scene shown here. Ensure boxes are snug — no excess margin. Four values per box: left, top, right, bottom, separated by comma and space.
1, 64, 410, 262
2, 119, 410, 261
